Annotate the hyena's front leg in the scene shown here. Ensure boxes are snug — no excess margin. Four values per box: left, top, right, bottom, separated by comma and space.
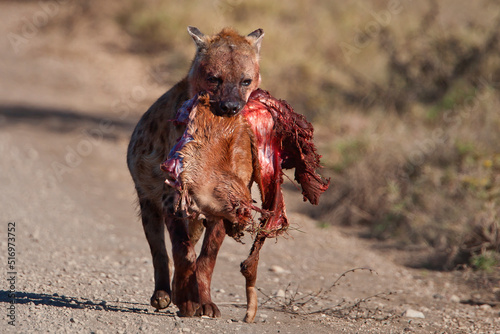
163, 193, 200, 316
195, 218, 226, 317
139, 197, 172, 310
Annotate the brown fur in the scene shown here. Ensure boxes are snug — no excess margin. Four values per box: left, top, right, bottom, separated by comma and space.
126, 26, 264, 318
175, 94, 260, 226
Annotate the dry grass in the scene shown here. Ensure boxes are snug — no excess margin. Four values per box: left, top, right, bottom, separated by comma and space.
68, 0, 500, 271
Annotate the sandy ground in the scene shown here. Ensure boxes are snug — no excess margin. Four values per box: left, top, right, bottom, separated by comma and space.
1, 2, 499, 333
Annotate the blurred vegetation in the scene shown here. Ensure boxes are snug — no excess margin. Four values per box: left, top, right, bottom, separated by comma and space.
75, 0, 500, 271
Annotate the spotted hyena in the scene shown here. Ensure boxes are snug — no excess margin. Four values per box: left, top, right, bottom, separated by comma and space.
126, 26, 264, 318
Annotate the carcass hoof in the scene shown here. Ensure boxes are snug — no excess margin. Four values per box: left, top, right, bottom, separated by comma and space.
195, 302, 221, 318
150, 290, 171, 310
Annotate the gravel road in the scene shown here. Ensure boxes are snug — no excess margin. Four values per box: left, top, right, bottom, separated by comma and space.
1, 2, 498, 333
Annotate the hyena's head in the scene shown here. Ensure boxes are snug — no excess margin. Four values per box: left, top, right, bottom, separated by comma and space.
187, 26, 264, 116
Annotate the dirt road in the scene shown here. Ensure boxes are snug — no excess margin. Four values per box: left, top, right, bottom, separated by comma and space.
0, 2, 498, 333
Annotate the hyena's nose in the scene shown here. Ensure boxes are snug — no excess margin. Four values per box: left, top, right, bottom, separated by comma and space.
219, 101, 244, 115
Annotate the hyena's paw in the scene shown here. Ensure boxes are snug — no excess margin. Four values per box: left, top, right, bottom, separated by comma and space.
173, 272, 200, 317
195, 302, 221, 318
177, 299, 201, 317
150, 290, 171, 310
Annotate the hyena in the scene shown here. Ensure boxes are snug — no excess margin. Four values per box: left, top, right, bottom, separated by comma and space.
127, 26, 264, 318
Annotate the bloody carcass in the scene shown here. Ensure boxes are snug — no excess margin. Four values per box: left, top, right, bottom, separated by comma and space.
161, 89, 329, 322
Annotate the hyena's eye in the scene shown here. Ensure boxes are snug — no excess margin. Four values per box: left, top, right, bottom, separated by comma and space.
241, 79, 252, 87
207, 76, 222, 85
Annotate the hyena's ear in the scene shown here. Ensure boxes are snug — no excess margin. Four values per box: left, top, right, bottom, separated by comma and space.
187, 26, 206, 49
247, 28, 264, 54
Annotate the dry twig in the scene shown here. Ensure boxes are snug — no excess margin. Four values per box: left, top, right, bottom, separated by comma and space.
257, 268, 397, 321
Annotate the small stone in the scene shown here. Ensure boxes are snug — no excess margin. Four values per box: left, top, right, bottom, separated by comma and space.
275, 289, 286, 298
181, 328, 191, 333
69, 318, 75, 323
450, 295, 460, 303
479, 304, 492, 311
402, 309, 425, 319
216, 288, 225, 293
433, 294, 444, 299
260, 314, 268, 319
269, 265, 286, 273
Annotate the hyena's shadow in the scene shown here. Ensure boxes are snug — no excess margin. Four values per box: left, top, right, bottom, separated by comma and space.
0, 290, 175, 316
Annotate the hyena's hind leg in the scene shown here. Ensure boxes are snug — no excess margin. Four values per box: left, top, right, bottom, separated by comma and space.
139, 196, 172, 310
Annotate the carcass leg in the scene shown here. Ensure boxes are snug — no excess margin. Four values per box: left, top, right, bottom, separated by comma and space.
240, 235, 266, 323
